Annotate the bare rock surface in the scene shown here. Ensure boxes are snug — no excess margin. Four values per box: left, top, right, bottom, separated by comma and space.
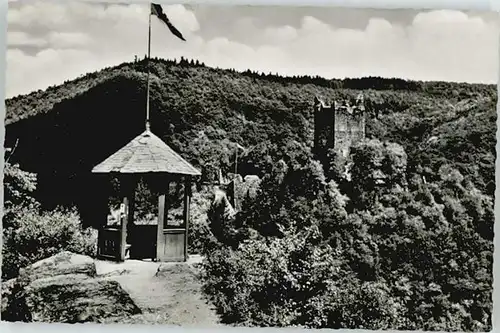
3, 252, 219, 326
2, 251, 141, 323
19, 251, 96, 281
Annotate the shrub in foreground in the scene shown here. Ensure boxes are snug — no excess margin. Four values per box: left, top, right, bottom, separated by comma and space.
2, 207, 97, 279
201, 229, 402, 329
3, 163, 97, 279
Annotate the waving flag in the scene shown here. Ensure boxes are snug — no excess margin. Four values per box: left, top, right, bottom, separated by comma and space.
151, 3, 186, 41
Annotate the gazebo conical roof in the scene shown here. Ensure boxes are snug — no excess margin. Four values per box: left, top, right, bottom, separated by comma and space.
92, 129, 201, 176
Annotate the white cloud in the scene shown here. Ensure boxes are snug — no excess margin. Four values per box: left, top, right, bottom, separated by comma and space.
7, 48, 97, 95
47, 32, 93, 48
165, 4, 200, 33
6, 2, 499, 98
8, 31, 47, 47
263, 25, 298, 45
8, 2, 71, 29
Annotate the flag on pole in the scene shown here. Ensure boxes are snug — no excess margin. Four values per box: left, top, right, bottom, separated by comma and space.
151, 3, 186, 41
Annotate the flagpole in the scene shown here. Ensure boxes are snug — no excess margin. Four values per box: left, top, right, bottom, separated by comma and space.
146, 6, 152, 131
234, 147, 238, 177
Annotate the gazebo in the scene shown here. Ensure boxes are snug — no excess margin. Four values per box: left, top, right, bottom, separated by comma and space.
92, 128, 201, 262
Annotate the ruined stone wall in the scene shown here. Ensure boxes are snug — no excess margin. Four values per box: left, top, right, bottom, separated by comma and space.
333, 95, 366, 157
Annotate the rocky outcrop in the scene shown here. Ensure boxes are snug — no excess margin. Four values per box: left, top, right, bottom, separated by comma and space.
1, 251, 141, 323
19, 251, 97, 281
210, 187, 237, 221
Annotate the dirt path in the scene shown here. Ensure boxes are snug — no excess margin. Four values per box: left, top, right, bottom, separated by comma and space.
94, 256, 222, 326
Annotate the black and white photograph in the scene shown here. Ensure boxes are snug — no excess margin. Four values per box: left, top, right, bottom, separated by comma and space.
1, 0, 497, 331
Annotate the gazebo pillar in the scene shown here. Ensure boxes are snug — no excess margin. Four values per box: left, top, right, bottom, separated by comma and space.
183, 176, 192, 261
119, 177, 136, 261
119, 196, 129, 261
126, 180, 136, 259
156, 177, 170, 261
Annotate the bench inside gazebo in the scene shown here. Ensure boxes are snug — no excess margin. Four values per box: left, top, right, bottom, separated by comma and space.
92, 128, 201, 262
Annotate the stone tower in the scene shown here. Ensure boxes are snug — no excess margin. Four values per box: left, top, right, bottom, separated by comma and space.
313, 93, 366, 161
313, 96, 335, 163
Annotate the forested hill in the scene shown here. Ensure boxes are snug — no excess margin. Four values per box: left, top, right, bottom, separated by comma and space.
5, 57, 497, 199
4, 58, 497, 330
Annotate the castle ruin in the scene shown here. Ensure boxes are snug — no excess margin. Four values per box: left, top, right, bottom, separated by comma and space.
313, 93, 366, 162
210, 93, 366, 217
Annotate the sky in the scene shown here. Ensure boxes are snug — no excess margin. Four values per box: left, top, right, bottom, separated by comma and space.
6, 0, 499, 98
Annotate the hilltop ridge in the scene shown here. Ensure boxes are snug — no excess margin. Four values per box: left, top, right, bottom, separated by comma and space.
6, 57, 496, 125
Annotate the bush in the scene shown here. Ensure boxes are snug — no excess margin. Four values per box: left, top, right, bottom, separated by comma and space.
3, 163, 38, 229
201, 228, 402, 329
188, 220, 215, 255
2, 163, 97, 280
188, 186, 218, 255
202, 235, 310, 327
2, 207, 97, 279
